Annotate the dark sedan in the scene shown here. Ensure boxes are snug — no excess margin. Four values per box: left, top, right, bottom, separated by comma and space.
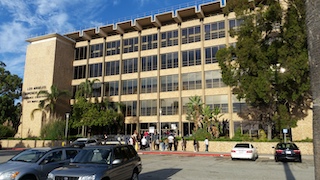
273, 142, 302, 162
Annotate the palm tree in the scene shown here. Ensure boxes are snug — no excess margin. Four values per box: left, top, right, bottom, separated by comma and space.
186, 95, 203, 131
34, 85, 70, 118
305, 1, 320, 178
76, 79, 100, 101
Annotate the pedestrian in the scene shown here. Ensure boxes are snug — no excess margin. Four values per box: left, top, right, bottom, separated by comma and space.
155, 137, 160, 150
104, 133, 108, 144
204, 137, 209, 152
193, 138, 198, 152
174, 137, 178, 151
168, 134, 174, 151
181, 137, 186, 151
141, 136, 147, 150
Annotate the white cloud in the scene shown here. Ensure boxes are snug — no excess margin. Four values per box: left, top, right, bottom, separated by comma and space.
0, 22, 29, 53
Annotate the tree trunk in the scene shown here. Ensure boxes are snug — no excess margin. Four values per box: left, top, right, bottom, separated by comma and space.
305, 0, 320, 179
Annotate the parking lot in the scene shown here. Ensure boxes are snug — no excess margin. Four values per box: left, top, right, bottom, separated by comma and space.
0, 150, 315, 180
139, 154, 315, 180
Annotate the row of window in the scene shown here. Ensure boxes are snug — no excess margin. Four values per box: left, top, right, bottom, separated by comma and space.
103, 95, 245, 117
73, 46, 223, 79
72, 70, 225, 98
74, 19, 243, 60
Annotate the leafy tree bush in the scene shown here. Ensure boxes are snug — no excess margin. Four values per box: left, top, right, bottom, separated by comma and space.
0, 125, 15, 138
40, 119, 65, 140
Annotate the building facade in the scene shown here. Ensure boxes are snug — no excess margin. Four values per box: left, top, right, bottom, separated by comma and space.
18, 1, 312, 140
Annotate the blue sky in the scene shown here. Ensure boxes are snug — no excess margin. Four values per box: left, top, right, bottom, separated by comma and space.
0, 0, 217, 79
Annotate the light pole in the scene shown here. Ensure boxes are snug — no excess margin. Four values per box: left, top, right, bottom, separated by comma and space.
65, 112, 70, 145
274, 64, 286, 140
159, 108, 162, 141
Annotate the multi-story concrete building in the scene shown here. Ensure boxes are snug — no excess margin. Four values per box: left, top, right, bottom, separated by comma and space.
18, 0, 312, 140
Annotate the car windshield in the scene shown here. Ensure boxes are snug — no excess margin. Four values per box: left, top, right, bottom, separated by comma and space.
72, 148, 111, 164
234, 144, 250, 148
10, 149, 48, 163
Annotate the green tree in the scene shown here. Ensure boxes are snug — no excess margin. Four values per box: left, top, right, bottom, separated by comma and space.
33, 85, 70, 118
0, 62, 22, 131
76, 79, 100, 100
305, 0, 320, 178
217, 0, 311, 137
40, 118, 65, 140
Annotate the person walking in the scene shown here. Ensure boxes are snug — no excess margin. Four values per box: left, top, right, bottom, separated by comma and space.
204, 137, 209, 152
141, 136, 147, 150
181, 137, 186, 151
193, 138, 198, 152
168, 134, 174, 151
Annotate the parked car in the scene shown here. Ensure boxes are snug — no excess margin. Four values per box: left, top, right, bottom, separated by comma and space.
231, 143, 258, 161
70, 138, 99, 148
273, 142, 302, 162
47, 144, 142, 180
0, 147, 80, 180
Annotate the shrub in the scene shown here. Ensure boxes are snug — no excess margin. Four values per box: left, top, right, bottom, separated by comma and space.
40, 119, 65, 140
0, 125, 15, 138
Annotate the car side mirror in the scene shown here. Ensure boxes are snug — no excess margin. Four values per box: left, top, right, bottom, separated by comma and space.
112, 159, 122, 165
272, 146, 275, 148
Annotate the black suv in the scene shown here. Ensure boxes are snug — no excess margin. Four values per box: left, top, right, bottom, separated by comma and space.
47, 144, 142, 180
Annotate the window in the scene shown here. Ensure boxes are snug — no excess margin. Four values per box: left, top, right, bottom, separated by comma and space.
123, 37, 139, 53
232, 95, 246, 113
204, 21, 225, 40
106, 40, 120, 56
141, 34, 158, 50
182, 49, 201, 67
123, 58, 138, 74
73, 65, 86, 79
122, 79, 138, 95
206, 95, 229, 113
75, 46, 87, 60
92, 83, 102, 97
161, 30, 178, 47
229, 19, 244, 30
104, 81, 119, 96
182, 72, 202, 90
205, 45, 226, 64
182, 26, 201, 44
123, 101, 137, 117
89, 63, 102, 77
66, 150, 79, 159
161, 52, 178, 69
141, 55, 157, 72
141, 77, 157, 93
160, 74, 179, 92
205, 70, 226, 88
105, 60, 120, 76
160, 98, 179, 115
90, 43, 103, 58
140, 99, 157, 116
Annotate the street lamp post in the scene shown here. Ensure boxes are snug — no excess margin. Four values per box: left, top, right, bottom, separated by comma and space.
65, 113, 70, 145
159, 108, 162, 141
274, 64, 286, 140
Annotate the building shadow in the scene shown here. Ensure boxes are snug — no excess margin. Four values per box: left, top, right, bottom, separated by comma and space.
139, 168, 182, 180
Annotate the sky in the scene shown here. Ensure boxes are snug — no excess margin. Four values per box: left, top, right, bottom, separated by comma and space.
0, 0, 217, 79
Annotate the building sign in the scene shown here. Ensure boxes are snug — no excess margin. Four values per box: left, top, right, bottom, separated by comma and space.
23, 86, 47, 103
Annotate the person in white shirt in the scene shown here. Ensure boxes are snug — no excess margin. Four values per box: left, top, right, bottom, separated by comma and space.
141, 136, 147, 150
167, 134, 174, 151
204, 137, 209, 152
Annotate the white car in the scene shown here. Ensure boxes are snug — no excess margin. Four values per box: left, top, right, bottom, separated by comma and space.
231, 143, 258, 161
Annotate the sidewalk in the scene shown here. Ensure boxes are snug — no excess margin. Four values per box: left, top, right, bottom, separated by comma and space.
138, 149, 231, 157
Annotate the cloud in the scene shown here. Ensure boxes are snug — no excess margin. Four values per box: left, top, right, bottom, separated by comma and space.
0, 22, 29, 53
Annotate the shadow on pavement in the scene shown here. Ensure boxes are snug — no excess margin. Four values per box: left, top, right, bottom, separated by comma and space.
282, 162, 296, 180
139, 168, 182, 180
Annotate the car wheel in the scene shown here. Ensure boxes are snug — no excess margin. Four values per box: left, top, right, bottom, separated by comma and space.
298, 157, 302, 163
275, 157, 278, 162
131, 171, 139, 180
231, 158, 235, 161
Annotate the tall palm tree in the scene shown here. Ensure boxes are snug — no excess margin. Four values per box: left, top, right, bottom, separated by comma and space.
35, 85, 70, 118
305, 0, 320, 178
186, 95, 203, 131
76, 79, 100, 101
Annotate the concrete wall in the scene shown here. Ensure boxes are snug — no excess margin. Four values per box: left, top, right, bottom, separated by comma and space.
0, 140, 313, 155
